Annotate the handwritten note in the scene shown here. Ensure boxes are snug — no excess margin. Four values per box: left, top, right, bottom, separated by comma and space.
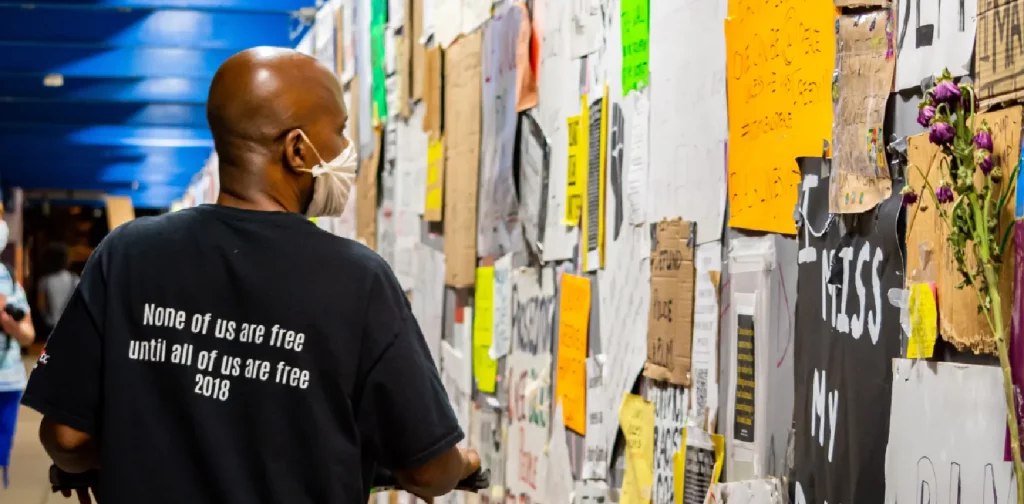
907, 283, 938, 359
644, 219, 695, 386
474, 266, 498, 393
621, 0, 650, 93
830, 11, 895, 214
582, 356, 608, 480
489, 254, 513, 360
370, 0, 389, 123
628, 90, 649, 226
506, 352, 552, 504
556, 273, 591, 434
566, 114, 585, 225
411, 244, 445, 367
620, 393, 655, 504
724, 0, 834, 233
424, 137, 445, 221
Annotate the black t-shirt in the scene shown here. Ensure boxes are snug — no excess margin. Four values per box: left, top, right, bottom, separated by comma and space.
22, 204, 462, 504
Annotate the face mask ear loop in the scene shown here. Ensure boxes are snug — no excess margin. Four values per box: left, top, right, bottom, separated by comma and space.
296, 130, 328, 175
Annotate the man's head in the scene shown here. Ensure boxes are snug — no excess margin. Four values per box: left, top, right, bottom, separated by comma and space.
206, 47, 349, 213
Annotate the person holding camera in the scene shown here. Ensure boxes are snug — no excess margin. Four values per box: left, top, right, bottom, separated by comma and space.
0, 201, 36, 488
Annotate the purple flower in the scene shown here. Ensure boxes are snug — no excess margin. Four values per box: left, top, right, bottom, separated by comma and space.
901, 186, 919, 207
974, 129, 994, 151
929, 121, 955, 146
917, 105, 936, 128
978, 152, 994, 175
936, 182, 954, 204
932, 81, 962, 106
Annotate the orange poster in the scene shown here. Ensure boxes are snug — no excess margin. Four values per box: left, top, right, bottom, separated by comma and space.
724, 0, 835, 234
556, 273, 590, 435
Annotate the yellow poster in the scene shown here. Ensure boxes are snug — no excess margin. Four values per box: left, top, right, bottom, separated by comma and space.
565, 97, 588, 226
582, 86, 609, 272
556, 273, 590, 434
907, 283, 938, 359
473, 266, 497, 393
724, 0, 835, 234
424, 137, 445, 221
673, 429, 725, 504
620, 394, 655, 504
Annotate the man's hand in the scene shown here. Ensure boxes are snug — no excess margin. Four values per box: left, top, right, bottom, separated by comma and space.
457, 448, 481, 481
59, 486, 95, 504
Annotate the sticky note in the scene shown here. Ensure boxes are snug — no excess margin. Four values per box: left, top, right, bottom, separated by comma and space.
907, 282, 938, 359
620, 0, 650, 93
473, 266, 498, 393
566, 114, 584, 226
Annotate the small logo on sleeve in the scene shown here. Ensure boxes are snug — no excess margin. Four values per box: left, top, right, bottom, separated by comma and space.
35, 349, 49, 368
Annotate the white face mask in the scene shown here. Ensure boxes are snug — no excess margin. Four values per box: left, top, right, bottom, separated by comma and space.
297, 131, 358, 218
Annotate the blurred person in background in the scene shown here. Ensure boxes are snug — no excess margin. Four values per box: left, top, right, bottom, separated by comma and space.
0, 199, 36, 488
36, 243, 78, 342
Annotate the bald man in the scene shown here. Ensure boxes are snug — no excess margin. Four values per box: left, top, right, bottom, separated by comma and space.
22, 47, 478, 504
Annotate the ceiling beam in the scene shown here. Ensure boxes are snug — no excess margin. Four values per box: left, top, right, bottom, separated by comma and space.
0, 44, 237, 79
0, 124, 213, 148
0, 8, 294, 49
0, 101, 207, 128
0, 0, 315, 14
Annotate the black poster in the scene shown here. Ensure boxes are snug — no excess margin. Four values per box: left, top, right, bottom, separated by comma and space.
682, 443, 715, 504
733, 314, 756, 443
792, 157, 904, 504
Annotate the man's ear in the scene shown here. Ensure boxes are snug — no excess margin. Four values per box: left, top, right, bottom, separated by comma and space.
283, 129, 308, 173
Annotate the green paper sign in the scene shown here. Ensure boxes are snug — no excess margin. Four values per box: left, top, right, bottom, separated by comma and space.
621, 0, 650, 94
370, 0, 388, 123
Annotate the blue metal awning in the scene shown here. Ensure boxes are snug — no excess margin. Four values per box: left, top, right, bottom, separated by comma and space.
0, 0, 314, 207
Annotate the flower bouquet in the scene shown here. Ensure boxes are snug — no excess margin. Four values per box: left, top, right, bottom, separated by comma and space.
906, 68, 1023, 501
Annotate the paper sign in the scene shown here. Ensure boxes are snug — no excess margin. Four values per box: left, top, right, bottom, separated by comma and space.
628, 90, 649, 226
519, 113, 550, 255
620, 394, 655, 504
733, 313, 755, 443
443, 31, 483, 288
474, 266, 498, 393
976, 0, 1024, 106
556, 273, 591, 435
506, 352, 552, 504
674, 428, 725, 504
489, 254, 513, 360
646, 382, 688, 504
907, 283, 938, 359
644, 219, 695, 386
424, 137, 445, 221
583, 89, 608, 272
566, 114, 585, 226
895, 0, 977, 91
621, 0, 650, 93
357, 124, 381, 251
515, 2, 538, 112
830, 11, 895, 214
582, 357, 609, 481
884, 359, 1018, 504
547, 401, 574, 504
724, 0, 834, 233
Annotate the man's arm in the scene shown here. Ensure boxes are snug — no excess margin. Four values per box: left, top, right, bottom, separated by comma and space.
39, 417, 99, 473
357, 263, 478, 497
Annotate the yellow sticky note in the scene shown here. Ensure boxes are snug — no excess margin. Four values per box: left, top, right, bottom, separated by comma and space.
908, 282, 938, 359
566, 114, 584, 225
724, 0, 835, 234
473, 266, 498, 393
556, 273, 591, 434
620, 394, 654, 504
424, 138, 445, 221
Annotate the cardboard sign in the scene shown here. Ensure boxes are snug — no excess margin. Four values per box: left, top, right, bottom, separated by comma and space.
443, 31, 483, 288
356, 124, 381, 251
792, 157, 904, 504
905, 107, 1021, 353
976, 0, 1024, 106
643, 219, 695, 386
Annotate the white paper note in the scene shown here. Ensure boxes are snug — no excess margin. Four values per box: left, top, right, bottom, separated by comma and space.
518, 112, 549, 255
314, 6, 337, 73
397, 105, 430, 214
434, 0, 464, 48
570, 0, 602, 58
547, 401, 574, 504
441, 338, 472, 442
489, 253, 513, 359
478, 8, 525, 258
341, 0, 356, 82
536, 0, 580, 262
463, 0, 493, 34
895, 0, 977, 91
627, 90, 648, 226
691, 241, 722, 429
648, 0, 728, 244
411, 244, 445, 367
389, 0, 407, 28
581, 356, 608, 481
506, 352, 552, 503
